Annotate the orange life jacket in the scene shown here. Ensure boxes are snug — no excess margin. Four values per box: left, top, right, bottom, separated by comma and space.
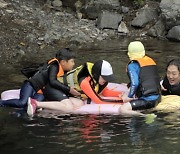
37, 58, 64, 94
48, 58, 64, 77
132, 56, 156, 67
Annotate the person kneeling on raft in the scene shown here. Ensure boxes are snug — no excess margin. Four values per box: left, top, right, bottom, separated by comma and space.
119, 41, 161, 116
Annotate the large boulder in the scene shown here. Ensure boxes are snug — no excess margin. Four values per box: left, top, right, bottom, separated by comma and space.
166, 25, 180, 41
80, 0, 121, 20
131, 2, 159, 28
61, 0, 79, 11
61, 0, 121, 20
96, 11, 122, 30
160, 0, 180, 30
147, 16, 167, 38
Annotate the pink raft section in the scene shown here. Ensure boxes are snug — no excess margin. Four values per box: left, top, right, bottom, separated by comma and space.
1, 83, 128, 115
74, 83, 128, 114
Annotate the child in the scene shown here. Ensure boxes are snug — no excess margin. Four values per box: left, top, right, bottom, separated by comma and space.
0, 48, 78, 108
119, 41, 161, 116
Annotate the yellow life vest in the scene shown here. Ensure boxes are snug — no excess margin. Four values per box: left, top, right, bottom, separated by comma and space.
57, 62, 99, 99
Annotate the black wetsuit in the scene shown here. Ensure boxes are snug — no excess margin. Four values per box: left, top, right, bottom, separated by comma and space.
43, 63, 71, 101
162, 76, 180, 96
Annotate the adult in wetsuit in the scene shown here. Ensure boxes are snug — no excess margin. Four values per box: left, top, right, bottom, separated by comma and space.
161, 58, 180, 96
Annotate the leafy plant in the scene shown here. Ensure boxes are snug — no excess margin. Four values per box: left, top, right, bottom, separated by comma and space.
134, 0, 145, 6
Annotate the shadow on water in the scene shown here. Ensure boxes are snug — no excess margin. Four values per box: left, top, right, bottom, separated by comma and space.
0, 38, 180, 154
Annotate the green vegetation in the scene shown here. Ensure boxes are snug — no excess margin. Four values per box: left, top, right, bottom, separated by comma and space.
134, 0, 145, 6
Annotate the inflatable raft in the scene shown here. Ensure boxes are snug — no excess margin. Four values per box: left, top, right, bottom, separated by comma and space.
155, 95, 180, 111
1, 83, 180, 114
1, 83, 126, 114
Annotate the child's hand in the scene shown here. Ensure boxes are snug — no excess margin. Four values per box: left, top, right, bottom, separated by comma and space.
70, 87, 81, 96
121, 93, 136, 103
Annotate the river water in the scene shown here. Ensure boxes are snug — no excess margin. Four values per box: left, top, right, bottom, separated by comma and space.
0, 38, 180, 154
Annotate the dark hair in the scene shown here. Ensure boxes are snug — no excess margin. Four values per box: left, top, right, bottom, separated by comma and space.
55, 48, 75, 61
92, 60, 102, 82
166, 58, 180, 72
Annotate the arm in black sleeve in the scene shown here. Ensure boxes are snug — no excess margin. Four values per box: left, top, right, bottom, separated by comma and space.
48, 63, 70, 94
162, 76, 170, 95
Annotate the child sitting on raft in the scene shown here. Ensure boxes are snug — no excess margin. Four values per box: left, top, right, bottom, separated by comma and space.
0, 48, 79, 108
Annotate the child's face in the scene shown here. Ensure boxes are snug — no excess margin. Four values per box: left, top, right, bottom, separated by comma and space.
98, 76, 107, 85
61, 59, 75, 71
167, 65, 180, 85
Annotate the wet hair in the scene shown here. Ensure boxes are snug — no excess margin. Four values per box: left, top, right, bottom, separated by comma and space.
166, 58, 180, 72
55, 48, 75, 61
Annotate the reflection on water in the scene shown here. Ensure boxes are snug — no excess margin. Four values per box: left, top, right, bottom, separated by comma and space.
0, 110, 179, 153
0, 38, 180, 154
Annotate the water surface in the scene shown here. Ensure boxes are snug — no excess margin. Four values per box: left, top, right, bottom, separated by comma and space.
0, 38, 180, 154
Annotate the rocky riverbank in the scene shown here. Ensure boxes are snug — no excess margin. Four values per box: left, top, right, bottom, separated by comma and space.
0, 0, 179, 64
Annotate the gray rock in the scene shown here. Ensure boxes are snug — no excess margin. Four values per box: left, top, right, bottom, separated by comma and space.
52, 0, 62, 7
147, 17, 167, 38
167, 25, 180, 41
0, 0, 8, 8
160, 0, 180, 30
61, 0, 77, 11
131, 5, 159, 28
80, 0, 121, 20
121, 6, 129, 14
96, 11, 122, 30
118, 21, 129, 34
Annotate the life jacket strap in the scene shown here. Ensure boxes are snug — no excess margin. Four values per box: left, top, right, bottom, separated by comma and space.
63, 74, 68, 86
87, 98, 91, 104
67, 73, 75, 88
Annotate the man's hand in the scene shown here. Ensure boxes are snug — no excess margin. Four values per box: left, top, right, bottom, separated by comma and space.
161, 84, 167, 91
160, 80, 167, 91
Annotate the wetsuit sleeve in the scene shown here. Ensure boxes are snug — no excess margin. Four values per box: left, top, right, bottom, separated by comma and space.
48, 63, 70, 94
127, 62, 140, 98
80, 77, 123, 104
162, 76, 170, 95
162, 76, 169, 89
101, 87, 122, 97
